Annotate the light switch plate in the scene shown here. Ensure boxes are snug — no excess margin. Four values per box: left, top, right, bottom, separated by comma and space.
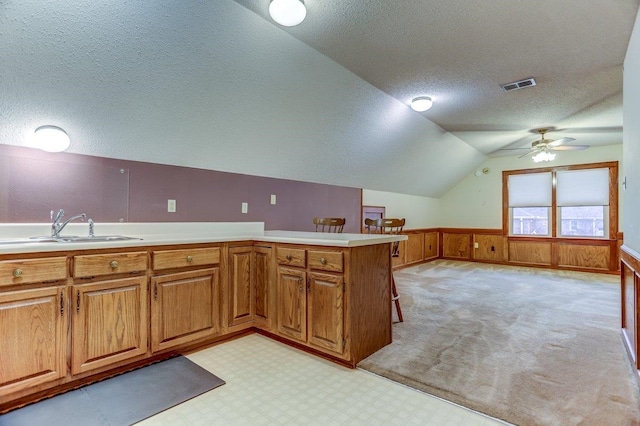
270, 194, 276, 205
168, 199, 176, 213
241, 202, 248, 214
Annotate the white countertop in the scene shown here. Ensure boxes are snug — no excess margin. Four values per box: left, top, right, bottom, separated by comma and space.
0, 222, 407, 254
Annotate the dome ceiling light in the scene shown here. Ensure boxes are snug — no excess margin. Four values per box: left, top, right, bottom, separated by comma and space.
33, 125, 70, 152
269, 0, 307, 27
410, 96, 433, 112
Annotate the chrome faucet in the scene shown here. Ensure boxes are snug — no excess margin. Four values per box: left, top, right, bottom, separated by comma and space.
51, 209, 87, 238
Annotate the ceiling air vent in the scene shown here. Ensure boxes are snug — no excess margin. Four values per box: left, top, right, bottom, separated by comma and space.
500, 77, 536, 92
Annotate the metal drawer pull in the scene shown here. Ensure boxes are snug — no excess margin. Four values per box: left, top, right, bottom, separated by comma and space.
110, 260, 119, 269
286, 254, 292, 261
13, 268, 23, 278
186, 255, 193, 262
320, 257, 327, 265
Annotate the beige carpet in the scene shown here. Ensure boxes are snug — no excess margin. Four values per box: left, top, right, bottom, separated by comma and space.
358, 260, 640, 426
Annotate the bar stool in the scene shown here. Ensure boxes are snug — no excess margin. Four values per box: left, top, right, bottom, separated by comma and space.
365, 218, 405, 322
313, 217, 346, 233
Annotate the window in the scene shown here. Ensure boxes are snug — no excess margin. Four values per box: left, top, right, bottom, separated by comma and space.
507, 172, 552, 236
503, 162, 617, 239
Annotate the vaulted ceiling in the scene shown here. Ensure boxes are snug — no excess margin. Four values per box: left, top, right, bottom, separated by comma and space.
1, 1, 637, 197
235, 0, 637, 154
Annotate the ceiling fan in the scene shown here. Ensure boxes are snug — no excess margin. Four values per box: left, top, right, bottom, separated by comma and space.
503, 128, 590, 162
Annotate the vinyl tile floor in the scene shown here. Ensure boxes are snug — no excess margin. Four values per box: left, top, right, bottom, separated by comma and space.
138, 334, 507, 426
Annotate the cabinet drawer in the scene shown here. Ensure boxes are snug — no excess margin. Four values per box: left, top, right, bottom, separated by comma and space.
152, 247, 220, 270
73, 252, 148, 278
276, 247, 306, 267
308, 250, 343, 272
0, 257, 67, 286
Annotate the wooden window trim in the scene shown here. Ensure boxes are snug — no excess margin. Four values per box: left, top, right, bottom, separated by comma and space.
502, 161, 618, 240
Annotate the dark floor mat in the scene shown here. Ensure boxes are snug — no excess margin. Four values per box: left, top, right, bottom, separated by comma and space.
1, 356, 225, 426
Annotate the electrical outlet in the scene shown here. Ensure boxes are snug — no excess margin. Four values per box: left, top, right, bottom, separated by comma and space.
241, 202, 248, 214
270, 194, 276, 205
474, 242, 479, 249
167, 199, 176, 213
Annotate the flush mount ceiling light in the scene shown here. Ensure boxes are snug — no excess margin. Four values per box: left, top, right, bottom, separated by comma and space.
269, 0, 307, 27
33, 125, 70, 152
410, 96, 433, 112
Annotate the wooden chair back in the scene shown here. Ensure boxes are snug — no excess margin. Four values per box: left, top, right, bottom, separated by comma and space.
365, 218, 405, 256
313, 217, 346, 233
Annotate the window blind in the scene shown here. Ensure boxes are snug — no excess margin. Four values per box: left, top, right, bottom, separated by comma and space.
508, 172, 552, 207
557, 168, 609, 206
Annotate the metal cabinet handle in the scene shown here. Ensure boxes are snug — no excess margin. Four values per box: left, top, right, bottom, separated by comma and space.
13, 268, 23, 278
110, 260, 119, 269
60, 291, 64, 316
186, 255, 193, 262
286, 254, 292, 261
320, 257, 327, 265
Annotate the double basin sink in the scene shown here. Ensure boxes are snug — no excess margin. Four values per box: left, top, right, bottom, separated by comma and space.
0, 235, 142, 245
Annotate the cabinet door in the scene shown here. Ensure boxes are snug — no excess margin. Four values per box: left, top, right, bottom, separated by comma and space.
71, 276, 148, 375
276, 267, 306, 343
151, 268, 220, 353
228, 247, 255, 327
254, 246, 273, 330
308, 272, 344, 354
0, 286, 67, 397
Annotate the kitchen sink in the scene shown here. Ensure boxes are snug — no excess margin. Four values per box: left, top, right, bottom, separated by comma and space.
55, 235, 143, 243
0, 236, 143, 245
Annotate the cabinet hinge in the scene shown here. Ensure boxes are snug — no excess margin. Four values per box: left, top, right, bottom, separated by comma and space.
342, 282, 345, 292
342, 338, 346, 348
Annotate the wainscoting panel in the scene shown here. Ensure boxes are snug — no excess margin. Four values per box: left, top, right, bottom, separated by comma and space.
558, 243, 610, 270
404, 233, 425, 265
621, 245, 640, 377
508, 241, 552, 265
473, 234, 505, 262
442, 233, 471, 259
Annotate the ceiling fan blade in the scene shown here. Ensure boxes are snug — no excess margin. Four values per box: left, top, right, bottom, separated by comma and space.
498, 147, 532, 151
518, 149, 538, 158
551, 144, 590, 151
548, 137, 576, 147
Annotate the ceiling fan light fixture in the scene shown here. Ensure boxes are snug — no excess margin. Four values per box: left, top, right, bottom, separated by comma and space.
410, 96, 433, 112
532, 150, 555, 163
269, 0, 307, 27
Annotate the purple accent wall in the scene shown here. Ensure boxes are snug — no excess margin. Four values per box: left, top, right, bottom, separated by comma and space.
0, 145, 362, 232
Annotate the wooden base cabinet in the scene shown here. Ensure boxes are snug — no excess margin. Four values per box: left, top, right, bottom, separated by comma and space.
275, 243, 390, 365
0, 286, 67, 398
150, 268, 220, 353
71, 276, 148, 375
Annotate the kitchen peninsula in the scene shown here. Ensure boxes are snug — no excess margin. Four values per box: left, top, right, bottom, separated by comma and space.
0, 222, 406, 412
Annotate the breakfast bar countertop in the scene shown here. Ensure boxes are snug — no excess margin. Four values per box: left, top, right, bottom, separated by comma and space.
0, 222, 406, 254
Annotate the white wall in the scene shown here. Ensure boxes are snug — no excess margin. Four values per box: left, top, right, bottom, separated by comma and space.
0, 0, 484, 198
623, 9, 640, 252
439, 145, 623, 229
362, 190, 440, 229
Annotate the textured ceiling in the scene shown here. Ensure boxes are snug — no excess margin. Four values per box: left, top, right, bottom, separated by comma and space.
0, 1, 637, 199
235, 0, 638, 153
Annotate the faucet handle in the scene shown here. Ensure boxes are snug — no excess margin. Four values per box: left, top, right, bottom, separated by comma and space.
51, 209, 64, 223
